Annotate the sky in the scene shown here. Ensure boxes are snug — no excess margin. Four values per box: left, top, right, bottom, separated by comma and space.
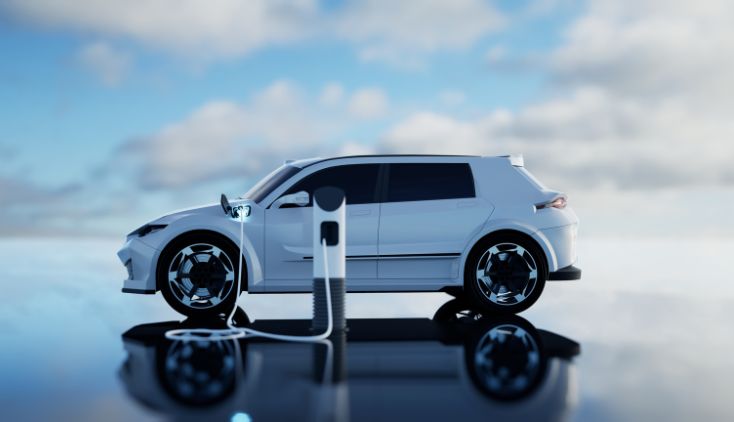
0, 0, 732, 238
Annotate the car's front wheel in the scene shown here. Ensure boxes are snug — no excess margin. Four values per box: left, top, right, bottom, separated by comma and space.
464, 233, 547, 315
158, 232, 242, 318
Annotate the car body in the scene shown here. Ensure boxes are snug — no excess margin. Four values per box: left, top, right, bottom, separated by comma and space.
118, 154, 581, 316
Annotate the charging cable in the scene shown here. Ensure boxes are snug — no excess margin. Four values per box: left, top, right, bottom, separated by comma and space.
165, 206, 334, 342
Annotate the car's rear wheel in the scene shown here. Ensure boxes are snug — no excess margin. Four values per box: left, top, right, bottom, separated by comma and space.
158, 232, 242, 319
465, 233, 547, 315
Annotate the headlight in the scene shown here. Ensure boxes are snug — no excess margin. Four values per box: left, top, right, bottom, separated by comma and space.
128, 224, 167, 237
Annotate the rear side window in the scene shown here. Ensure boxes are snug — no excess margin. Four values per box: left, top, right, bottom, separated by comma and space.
386, 163, 475, 202
283, 164, 380, 205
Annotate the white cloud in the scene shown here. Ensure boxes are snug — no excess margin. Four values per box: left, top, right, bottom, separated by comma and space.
348, 88, 389, 119
117, 81, 393, 189
551, 0, 734, 105
118, 80, 325, 189
76, 41, 132, 86
319, 82, 344, 107
381, 112, 483, 154
336, 0, 504, 67
377, 0, 734, 193
4, 0, 319, 60
377, 84, 734, 191
4, 0, 502, 65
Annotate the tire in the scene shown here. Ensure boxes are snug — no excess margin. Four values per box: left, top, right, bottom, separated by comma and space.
158, 232, 243, 319
464, 232, 547, 315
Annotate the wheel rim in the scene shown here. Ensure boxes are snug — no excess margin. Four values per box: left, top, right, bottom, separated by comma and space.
475, 242, 538, 306
473, 323, 541, 397
167, 243, 236, 309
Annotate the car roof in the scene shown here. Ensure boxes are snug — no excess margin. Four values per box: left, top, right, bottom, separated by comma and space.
287, 154, 524, 169
288, 154, 487, 169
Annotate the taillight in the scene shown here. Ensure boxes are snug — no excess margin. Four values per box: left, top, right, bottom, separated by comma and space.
536, 195, 567, 210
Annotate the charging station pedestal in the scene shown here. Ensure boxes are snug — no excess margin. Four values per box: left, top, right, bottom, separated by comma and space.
312, 186, 347, 333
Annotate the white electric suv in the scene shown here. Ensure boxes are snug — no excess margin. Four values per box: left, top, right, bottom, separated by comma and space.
118, 154, 580, 317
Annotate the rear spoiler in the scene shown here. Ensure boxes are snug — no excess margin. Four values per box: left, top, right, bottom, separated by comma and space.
499, 154, 524, 167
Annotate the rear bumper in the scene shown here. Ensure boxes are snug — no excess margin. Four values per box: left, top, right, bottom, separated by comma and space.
548, 265, 582, 281
538, 223, 578, 271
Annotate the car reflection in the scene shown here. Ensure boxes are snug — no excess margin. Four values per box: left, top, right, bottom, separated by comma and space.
119, 299, 580, 421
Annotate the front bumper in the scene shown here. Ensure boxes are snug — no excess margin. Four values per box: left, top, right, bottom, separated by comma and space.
117, 237, 159, 294
549, 264, 582, 281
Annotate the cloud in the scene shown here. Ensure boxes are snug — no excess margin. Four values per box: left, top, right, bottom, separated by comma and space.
118, 81, 321, 189
375, 0, 734, 192
2, 0, 503, 66
550, 0, 734, 105
0, 175, 87, 236
76, 41, 132, 86
335, 0, 503, 67
115, 81, 391, 190
319, 82, 344, 107
2, 0, 319, 60
376, 85, 734, 191
347, 88, 388, 119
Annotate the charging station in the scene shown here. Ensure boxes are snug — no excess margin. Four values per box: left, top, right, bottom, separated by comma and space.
312, 186, 347, 334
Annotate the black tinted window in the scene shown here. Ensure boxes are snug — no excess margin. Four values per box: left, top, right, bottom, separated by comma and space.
284, 164, 380, 205
387, 163, 475, 202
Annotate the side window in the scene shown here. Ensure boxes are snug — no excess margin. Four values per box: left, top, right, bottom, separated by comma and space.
386, 163, 475, 202
283, 164, 380, 206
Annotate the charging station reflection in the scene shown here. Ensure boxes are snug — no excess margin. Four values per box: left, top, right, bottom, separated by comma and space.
119, 299, 580, 421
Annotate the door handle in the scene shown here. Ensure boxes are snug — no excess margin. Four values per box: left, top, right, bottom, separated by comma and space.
349, 209, 371, 216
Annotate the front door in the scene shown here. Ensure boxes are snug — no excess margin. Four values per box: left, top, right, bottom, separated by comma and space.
265, 163, 381, 291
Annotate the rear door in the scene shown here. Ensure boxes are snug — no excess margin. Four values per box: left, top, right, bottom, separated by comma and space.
377, 162, 491, 282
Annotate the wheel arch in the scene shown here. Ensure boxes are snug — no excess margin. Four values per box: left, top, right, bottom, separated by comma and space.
155, 229, 249, 292
461, 224, 557, 277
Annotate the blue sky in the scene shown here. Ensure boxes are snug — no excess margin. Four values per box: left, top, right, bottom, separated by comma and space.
1, 0, 732, 237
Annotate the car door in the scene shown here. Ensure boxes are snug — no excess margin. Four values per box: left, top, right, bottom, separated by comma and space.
377, 162, 492, 282
265, 163, 381, 291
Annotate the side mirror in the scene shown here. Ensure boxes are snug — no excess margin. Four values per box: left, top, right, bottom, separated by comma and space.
275, 190, 310, 208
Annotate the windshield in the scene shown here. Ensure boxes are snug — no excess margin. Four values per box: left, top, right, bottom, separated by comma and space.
244, 165, 302, 203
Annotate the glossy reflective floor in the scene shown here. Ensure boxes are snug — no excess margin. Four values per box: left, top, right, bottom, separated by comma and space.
2, 238, 733, 421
